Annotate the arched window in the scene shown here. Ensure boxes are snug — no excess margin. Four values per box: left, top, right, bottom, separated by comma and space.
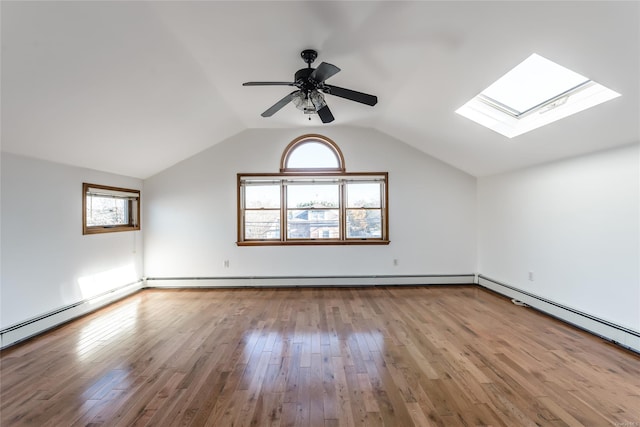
238, 134, 389, 245
280, 135, 345, 172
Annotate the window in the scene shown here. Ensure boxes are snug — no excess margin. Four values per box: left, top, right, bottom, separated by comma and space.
83, 183, 140, 235
280, 134, 345, 172
238, 135, 388, 245
456, 53, 620, 138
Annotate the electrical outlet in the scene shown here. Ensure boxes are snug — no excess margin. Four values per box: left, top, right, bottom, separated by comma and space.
528, 271, 534, 281
224, 260, 230, 268
393, 259, 399, 266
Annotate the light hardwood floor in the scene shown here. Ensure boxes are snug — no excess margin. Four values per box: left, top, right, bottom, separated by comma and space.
1, 286, 639, 426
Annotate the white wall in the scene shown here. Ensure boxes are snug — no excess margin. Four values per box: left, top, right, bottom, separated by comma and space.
3, 131, 638, 350
143, 126, 477, 279
1, 153, 144, 332
477, 143, 640, 333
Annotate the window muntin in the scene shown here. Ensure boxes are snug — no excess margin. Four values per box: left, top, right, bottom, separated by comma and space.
238, 173, 388, 245
346, 182, 383, 238
286, 182, 340, 240
240, 135, 387, 245
83, 183, 140, 235
243, 183, 281, 240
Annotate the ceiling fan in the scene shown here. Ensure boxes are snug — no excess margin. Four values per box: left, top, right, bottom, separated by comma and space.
242, 49, 378, 123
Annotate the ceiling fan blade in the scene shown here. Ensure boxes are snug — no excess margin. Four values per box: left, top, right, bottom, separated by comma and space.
310, 62, 340, 83
261, 91, 298, 117
243, 82, 295, 86
323, 85, 378, 106
316, 104, 335, 124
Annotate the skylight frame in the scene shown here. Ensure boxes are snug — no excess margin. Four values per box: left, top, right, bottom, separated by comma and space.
456, 54, 621, 138
477, 79, 594, 119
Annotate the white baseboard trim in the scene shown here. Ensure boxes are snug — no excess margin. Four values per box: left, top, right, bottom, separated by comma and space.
145, 274, 475, 288
478, 275, 640, 354
0, 280, 144, 349
4, 275, 636, 355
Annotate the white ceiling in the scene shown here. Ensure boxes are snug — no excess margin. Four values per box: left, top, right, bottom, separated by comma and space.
2, 1, 638, 179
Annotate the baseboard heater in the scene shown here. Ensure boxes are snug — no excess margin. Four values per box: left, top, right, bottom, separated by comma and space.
145, 274, 475, 288
477, 274, 640, 354
0, 280, 144, 350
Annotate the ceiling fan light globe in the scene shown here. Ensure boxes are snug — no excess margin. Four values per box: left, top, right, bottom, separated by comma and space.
292, 90, 325, 114
291, 91, 306, 110
309, 89, 326, 109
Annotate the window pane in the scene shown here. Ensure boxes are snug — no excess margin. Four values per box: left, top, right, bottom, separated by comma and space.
286, 142, 339, 169
245, 210, 280, 239
245, 185, 280, 209
86, 196, 129, 226
287, 209, 339, 239
287, 184, 339, 208
346, 183, 381, 208
347, 209, 382, 238
481, 54, 589, 114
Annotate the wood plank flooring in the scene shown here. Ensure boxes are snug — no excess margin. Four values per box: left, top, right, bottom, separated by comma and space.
1, 286, 639, 426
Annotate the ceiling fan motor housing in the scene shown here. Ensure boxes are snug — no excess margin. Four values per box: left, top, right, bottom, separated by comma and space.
295, 68, 316, 89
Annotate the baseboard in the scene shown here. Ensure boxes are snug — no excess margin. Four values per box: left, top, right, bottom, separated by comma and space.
8, 274, 634, 354
145, 274, 475, 288
0, 280, 144, 349
477, 274, 640, 354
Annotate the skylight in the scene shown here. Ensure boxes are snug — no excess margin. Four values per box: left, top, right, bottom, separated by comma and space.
456, 54, 620, 138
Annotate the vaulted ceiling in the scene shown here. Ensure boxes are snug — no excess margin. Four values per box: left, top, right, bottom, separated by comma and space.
2, 1, 638, 178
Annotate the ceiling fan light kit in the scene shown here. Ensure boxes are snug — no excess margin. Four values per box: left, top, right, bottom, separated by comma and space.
243, 49, 378, 123
292, 89, 326, 114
